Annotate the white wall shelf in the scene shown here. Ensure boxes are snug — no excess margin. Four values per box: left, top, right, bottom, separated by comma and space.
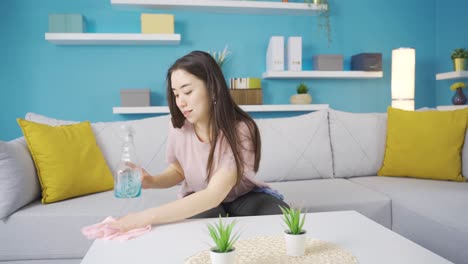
436, 105, 468, 111
45, 33, 181, 45
110, 0, 327, 15
435, 71, 468, 80
113, 104, 329, 114
262, 71, 383, 79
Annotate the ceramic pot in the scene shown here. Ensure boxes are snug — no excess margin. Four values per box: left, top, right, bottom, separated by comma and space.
210, 248, 236, 264
452, 88, 467, 105
290, 94, 312, 104
453, 58, 467, 71
284, 231, 307, 256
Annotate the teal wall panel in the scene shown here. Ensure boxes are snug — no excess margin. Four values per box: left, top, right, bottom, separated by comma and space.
0, 0, 452, 141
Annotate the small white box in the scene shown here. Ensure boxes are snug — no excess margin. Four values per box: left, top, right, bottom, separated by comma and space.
266, 36, 284, 72
287, 36, 302, 71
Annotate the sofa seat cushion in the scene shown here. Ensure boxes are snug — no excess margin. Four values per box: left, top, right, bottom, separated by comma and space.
0, 188, 178, 261
350, 176, 468, 264
269, 179, 392, 228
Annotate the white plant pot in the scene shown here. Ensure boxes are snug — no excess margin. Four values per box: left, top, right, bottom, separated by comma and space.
284, 231, 307, 256
210, 248, 236, 264
290, 94, 312, 104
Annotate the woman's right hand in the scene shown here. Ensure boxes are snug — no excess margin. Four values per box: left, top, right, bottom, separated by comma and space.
141, 169, 156, 189
125, 162, 155, 189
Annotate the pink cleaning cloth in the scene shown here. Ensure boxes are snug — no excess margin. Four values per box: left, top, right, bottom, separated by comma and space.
81, 216, 151, 241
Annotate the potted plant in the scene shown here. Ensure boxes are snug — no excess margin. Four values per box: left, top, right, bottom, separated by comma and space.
290, 82, 313, 104
451, 48, 468, 71
207, 215, 240, 264
280, 206, 307, 257
450, 82, 467, 105
305, 0, 331, 46
209, 45, 231, 70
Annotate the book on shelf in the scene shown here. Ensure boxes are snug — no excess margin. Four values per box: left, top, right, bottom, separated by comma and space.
229, 78, 261, 89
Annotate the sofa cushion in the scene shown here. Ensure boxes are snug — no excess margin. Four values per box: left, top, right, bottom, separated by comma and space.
378, 107, 467, 182
328, 109, 387, 178
0, 138, 40, 219
17, 119, 114, 204
269, 178, 392, 228
437, 107, 468, 180
255, 110, 334, 182
0, 188, 178, 261
463, 131, 468, 180
350, 176, 468, 264
25, 113, 171, 178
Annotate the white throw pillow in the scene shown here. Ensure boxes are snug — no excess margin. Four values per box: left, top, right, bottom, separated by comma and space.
328, 109, 387, 178
255, 110, 334, 182
0, 138, 41, 219
25, 113, 171, 177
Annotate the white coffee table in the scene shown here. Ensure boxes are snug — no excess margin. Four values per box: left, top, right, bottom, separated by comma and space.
80, 210, 451, 264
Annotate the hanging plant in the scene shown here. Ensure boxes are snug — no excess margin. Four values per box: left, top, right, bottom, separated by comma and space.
305, 0, 332, 47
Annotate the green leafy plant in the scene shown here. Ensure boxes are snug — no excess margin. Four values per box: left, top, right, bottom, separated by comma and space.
305, 0, 331, 46
451, 48, 468, 60
450, 82, 467, 91
296, 83, 309, 94
209, 45, 231, 68
279, 206, 306, 235
207, 215, 240, 253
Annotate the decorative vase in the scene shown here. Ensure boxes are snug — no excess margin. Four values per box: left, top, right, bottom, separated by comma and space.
452, 88, 467, 105
210, 248, 236, 264
284, 231, 307, 256
453, 58, 467, 71
290, 94, 312, 104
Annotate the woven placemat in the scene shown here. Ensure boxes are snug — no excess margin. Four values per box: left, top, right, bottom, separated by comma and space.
185, 235, 359, 264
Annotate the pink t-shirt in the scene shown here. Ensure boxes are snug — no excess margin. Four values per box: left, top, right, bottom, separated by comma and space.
166, 120, 270, 202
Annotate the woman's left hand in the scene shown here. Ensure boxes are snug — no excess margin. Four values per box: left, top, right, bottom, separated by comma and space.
108, 211, 151, 233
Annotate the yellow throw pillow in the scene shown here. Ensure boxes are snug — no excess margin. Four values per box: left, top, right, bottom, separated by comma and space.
17, 119, 114, 203
378, 107, 468, 182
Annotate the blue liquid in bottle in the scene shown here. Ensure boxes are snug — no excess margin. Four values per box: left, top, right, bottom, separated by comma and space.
114, 125, 142, 199
115, 169, 142, 198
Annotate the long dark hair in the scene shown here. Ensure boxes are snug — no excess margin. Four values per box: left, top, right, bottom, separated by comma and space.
166, 50, 261, 184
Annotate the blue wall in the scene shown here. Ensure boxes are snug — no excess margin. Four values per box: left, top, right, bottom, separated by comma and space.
435, 0, 468, 106
0, 0, 449, 141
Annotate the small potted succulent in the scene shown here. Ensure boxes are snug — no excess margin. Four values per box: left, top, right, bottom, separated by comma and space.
290, 82, 312, 104
450, 82, 467, 105
280, 206, 307, 256
451, 48, 468, 71
207, 215, 240, 264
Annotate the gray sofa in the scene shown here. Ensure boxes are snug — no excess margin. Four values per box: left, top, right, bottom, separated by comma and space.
1, 109, 467, 264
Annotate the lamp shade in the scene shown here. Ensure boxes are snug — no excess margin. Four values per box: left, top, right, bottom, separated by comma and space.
391, 48, 415, 111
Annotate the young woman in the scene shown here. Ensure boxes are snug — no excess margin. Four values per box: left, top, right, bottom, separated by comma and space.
110, 51, 288, 232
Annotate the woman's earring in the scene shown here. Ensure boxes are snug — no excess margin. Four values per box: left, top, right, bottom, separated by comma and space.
213, 100, 217, 105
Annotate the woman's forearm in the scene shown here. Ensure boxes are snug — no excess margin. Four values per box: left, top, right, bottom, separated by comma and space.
151, 164, 184, 189
143, 189, 220, 225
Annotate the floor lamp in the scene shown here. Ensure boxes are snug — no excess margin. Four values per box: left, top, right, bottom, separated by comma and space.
391, 48, 415, 111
